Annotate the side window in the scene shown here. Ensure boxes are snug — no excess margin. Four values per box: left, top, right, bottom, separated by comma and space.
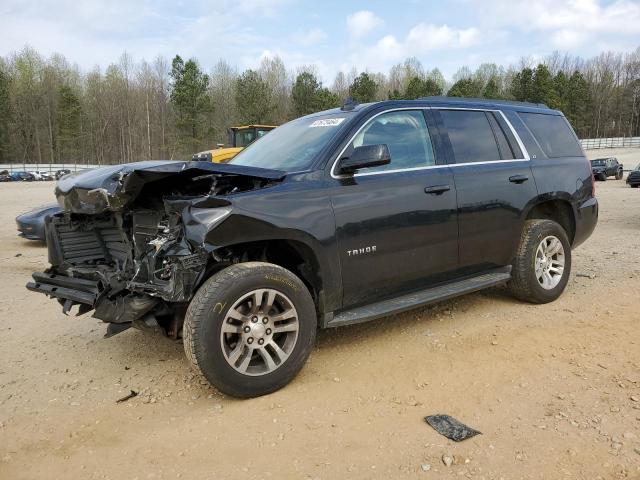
347, 110, 435, 172
439, 110, 501, 163
519, 112, 582, 158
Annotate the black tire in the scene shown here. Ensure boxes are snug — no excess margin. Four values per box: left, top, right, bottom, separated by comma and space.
508, 219, 572, 304
599, 173, 607, 181
183, 262, 316, 398
631, 184, 639, 188
615, 169, 623, 180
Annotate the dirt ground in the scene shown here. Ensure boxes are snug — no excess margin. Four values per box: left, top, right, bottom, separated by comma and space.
1, 161, 639, 480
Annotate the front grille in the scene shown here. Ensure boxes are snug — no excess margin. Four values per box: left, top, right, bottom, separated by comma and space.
52, 217, 131, 266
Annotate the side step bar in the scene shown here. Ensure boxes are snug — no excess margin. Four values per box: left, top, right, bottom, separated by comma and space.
327, 267, 511, 328
26, 272, 100, 306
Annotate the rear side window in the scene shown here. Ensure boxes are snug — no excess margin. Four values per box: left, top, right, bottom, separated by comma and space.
519, 112, 582, 158
440, 110, 502, 163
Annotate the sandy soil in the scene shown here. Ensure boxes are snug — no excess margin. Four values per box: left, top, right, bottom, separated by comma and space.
0, 174, 639, 480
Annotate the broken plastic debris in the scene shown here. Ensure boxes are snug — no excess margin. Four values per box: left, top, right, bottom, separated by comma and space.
424, 414, 481, 442
116, 390, 138, 404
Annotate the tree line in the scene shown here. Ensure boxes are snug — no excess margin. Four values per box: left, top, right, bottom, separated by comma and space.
0, 46, 638, 165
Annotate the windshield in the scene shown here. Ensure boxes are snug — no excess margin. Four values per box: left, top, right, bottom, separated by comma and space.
591, 159, 606, 166
228, 114, 349, 171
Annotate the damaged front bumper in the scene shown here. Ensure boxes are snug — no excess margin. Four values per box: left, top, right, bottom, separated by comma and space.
26, 160, 285, 337
27, 209, 210, 337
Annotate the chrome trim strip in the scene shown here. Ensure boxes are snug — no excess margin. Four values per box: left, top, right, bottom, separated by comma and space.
330, 106, 531, 179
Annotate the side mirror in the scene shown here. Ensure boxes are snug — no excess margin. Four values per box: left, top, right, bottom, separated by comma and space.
337, 144, 391, 175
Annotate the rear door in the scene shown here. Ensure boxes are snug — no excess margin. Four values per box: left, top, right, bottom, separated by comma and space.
434, 108, 537, 270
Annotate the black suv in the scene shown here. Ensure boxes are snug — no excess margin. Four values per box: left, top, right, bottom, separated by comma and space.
27, 98, 598, 397
591, 157, 624, 181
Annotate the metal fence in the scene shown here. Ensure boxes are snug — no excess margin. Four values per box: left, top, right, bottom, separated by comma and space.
580, 136, 640, 150
0, 163, 101, 174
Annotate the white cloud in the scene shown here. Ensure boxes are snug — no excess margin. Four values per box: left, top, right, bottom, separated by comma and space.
291, 28, 327, 46
346, 10, 384, 38
481, 0, 640, 48
406, 24, 480, 51
348, 23, 481, 72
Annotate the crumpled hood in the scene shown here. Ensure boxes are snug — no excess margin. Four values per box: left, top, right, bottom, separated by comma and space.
55, 160, 286, 214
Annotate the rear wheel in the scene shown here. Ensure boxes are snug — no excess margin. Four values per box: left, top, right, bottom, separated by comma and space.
508, 219, 572, 304
183, 262, 316, 398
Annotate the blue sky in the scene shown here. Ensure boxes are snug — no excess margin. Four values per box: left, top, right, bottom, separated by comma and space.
1, 0, 639, 82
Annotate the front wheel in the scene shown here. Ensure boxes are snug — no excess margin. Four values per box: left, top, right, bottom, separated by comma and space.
508, 219, 572, 304
599, 173, 607, 181
615, 169, 623, 180
183, 262, 316, 398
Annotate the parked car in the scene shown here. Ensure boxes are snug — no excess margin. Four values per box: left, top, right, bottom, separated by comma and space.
55, 169, 72, 180
591, 157, 623, 180
11, 171, 35, 181
16, 203, 63, 241
626, 164, 640, 188
27, 98, 597, 398
29, 170, 53, 181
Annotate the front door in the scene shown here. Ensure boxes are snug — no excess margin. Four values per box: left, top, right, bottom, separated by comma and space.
329, 109, 459, 308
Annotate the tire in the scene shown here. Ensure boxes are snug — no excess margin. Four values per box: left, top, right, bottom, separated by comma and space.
615, 170, 623, 180
599, 173, 607, 181
183, 262, 316, 398
631, 184, 639, 188
508, 219, 572, 304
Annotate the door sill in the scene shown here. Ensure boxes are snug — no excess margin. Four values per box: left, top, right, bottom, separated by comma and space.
327, 267, 511, 328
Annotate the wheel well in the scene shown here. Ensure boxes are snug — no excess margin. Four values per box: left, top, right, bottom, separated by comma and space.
204, 240, 323, 313
526, 200, 576, 243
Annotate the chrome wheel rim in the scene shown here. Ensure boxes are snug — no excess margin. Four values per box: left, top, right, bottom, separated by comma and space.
220, 289, 299, 376
535, 235, 565, 290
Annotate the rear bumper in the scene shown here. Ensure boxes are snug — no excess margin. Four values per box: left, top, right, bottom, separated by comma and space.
572, 196, 598, 248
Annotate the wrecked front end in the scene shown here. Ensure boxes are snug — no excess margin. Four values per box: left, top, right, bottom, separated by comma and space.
26, 160, 285, 338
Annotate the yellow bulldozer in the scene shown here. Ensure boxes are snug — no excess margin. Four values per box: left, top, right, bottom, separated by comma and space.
192, 125, 276, 163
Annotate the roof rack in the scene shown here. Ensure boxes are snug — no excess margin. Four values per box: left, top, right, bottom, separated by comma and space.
418, 96, 549, 109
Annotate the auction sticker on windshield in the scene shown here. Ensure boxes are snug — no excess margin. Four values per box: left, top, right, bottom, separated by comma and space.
309, 118, 345, 128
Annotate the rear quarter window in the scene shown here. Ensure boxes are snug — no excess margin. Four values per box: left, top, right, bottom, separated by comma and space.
519, 112, 582, 158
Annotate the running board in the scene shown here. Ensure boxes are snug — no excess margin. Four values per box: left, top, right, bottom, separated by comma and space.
327, 268, 511, 328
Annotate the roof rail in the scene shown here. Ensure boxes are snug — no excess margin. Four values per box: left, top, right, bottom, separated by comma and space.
419, 96, 549, 109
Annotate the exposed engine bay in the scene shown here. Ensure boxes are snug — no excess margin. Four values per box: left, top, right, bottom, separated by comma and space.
26, 161, 285, 338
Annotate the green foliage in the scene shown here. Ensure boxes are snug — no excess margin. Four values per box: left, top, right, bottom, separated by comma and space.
349, 73, 378, 103
56, 85, 81, 159
447, 78, 482, 98
0, 66, 12, 162
405, 77, 442, 99
482, 78, 501, 99
292, 72, 320, 116
510, 67, 534, 101
169, 55, 212, 151
236, 69, 273, 124
314, 87, 340, 111
292, 72, 340, 116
